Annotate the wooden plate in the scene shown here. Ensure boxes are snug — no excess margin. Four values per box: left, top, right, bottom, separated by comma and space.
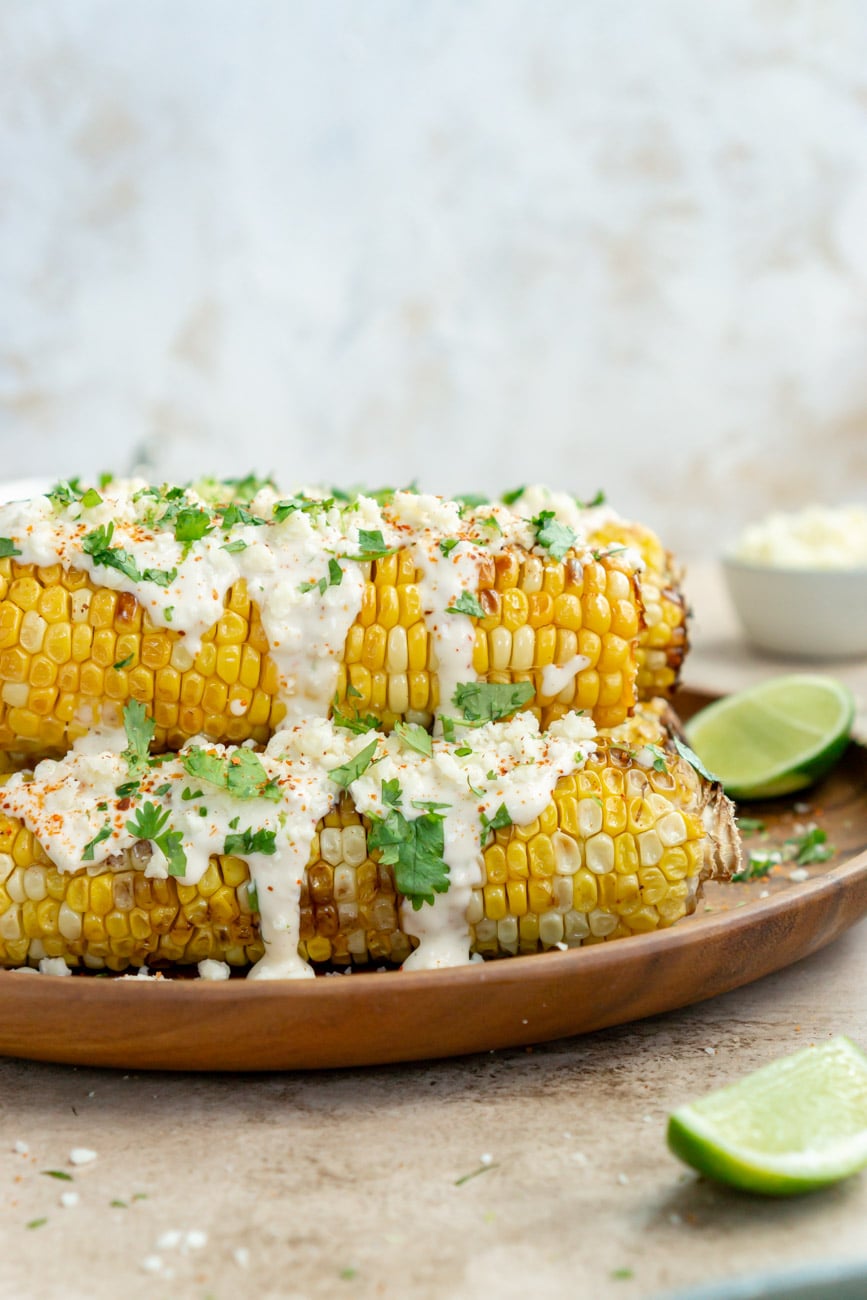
2, 689, 867, 1072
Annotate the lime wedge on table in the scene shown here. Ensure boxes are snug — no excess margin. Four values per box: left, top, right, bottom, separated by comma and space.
667, 1037, 867, 1195
683, 674, 854, 800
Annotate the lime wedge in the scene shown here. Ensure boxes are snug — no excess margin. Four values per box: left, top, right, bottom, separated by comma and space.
683, 674, 854, 800
667, 1037, 867, 1195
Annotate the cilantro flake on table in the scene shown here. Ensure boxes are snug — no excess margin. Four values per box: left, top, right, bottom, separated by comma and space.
530, 510, 577, 561
789, 826, 834, 865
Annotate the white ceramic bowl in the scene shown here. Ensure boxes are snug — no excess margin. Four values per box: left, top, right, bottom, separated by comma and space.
722, 557, 867, 659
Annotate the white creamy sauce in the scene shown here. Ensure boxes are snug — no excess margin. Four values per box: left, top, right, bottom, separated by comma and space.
541, 654, 591, 699
350, 711, 597, 968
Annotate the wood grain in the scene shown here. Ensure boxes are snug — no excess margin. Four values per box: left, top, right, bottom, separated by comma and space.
2, 689, 866, 1071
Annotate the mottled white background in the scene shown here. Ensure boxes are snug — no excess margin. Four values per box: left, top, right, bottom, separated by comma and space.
1, 0, 867, 558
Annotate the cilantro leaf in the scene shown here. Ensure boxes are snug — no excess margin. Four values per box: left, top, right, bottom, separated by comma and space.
172, 506, 213, 546
501, 486, 526, 506
121, 700, 155, 778
81, 522, 176, 587
46, 478, 82, 509
480, 803, 512, 840
381, 778, 402, 809
224, 826, 277, 856
299, 557, 344, 596
733, 851, 780, 882
393, 722, 432, 757
643, 743, 668, 773
455, 493, 487, 509
0, 538, 21, 559
331, 705, 380, 735
80, 487, 102, 508
182, 747, 281, 801
221, 473, 275, 503
113, 653, 133, 671
126, 801, 187, 876
531, 510, 577, 562
82, 824, 112, 862
445, 591, 486, 618
453, 681, 534, 723
737, 817, 766, 834
672, 737, 720, 784
367, 807, 450, 909
577, 489, 606, 508
328, 739, 379, 789
219, 503, 267, 529
439, 538, 459, 557
221, 538, 248, 554
353, 529, 399, 562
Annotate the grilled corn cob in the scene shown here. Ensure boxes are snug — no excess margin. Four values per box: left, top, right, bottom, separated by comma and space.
0, 487, 644, 756
0, 735, 738, 973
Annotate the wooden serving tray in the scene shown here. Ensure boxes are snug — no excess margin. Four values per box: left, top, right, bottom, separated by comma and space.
1, 689, 866, 1071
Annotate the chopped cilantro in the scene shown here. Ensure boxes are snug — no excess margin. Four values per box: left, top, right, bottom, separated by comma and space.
328, 739, 379, 789
246, 882, 259, 912
228, 815, 240, 830
41, 1170, 73, 1181
82, 824, 112, 862
0, 538, 21, 559
453, 680, 534, 723
381, 778, 402, 810
46, 478, 83, 509
121, 700, 155, 778
299, 557, 343, 596
480, 803, 512, 839
455, 745, 473, 757
172, 506, 213, 546
445, 591, 486, 618
331, 701, 380, 734
455, 493, 487, 509
222, 472, 276, 502
477, 514, 501, 533
531, 510, 577, 562
114, 780, 140, 799
454, 1163, 498, 1186
501, 486, 525, 506
411, 799, 451, 813
126, 802, 187, 876
82, 522, 177, 587
577, 489, 606, 508
367, 804, 450, 909
643, 743, 668, 773
26, 1218, 47, 1230
789, 827, 834, 866
163, 606, 174, 622
182, 747, 281, 801
224, 826, 277, 856
733, 851, 780, 882
155, 782, 172, 797
737, 817, 766, 834
80, 487, 102, 508
353, 529, 399, 562
393, 722, 432, 757
672, 737, 720, 784
110, 1199, 128, 1209
221, 538, 248, 554
439, 538, 460, 557
219, 503, 267, 529
98, 472, 114, 490
182, 787, 203, 802
113, 654, 134, 671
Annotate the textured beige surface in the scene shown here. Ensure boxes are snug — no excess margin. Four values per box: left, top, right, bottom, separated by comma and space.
2, 563, 867, 1300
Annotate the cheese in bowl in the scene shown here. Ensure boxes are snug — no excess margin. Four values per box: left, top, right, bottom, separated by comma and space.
724, 505, 867, 659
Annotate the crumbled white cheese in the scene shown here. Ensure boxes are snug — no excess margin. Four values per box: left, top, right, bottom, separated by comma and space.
197, 959, 231, 981
59, 1191, 80, 1209
37, 957, 71, 977
69, 1148, 97, 1166
734, 504, 867, 569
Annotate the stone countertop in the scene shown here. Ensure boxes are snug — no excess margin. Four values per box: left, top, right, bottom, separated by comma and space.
3, 561, 867, 1300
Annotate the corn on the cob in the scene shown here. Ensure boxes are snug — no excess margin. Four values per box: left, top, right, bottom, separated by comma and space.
0, 544, 641, 758
0, 732, 738, 973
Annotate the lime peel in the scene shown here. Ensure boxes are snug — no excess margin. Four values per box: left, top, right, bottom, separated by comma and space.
667, 1037, 867, 1195
683, 674, 855, 800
